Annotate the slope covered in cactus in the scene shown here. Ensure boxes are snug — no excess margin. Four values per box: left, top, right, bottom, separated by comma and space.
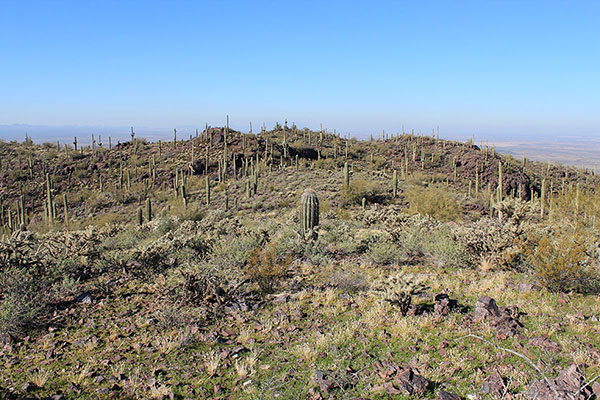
1, 124, 600, 399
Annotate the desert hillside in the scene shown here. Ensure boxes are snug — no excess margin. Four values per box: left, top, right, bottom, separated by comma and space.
1, 125, 600, 399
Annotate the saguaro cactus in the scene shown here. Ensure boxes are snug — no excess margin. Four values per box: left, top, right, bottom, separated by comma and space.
205, 176, 211, 205
497, 161, 503, 203
540, 178, 546, 218
301, 189, 319, 240
343, 162, 350, 188
63, 193, 68, 229
146, 198, 152, 222
46, 173, 54, 226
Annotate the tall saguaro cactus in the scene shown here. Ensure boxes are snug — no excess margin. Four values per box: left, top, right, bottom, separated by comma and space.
497, 161, 503, 203
205, 176, 211, 205
301, 189, 319, 240
63, 193, 68, 229
343, 162, 350, 188
146, 198, 152, 222
46, 173, 54, 226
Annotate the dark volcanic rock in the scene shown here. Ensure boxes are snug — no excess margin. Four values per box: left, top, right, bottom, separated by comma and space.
434, 293, 458, 316
436, 390, 461, 400
524, 364, 592, 400
473, 296, 500, 321
288, 145, 319, 160
473, 296, 523, 338
395, 367, 431, 396
481, 370, 505, 398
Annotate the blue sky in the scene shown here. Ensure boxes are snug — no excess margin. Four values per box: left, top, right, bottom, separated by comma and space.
1, 0, 599, 139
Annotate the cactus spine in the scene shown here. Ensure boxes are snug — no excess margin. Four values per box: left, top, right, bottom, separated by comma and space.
301, 189, 319, 240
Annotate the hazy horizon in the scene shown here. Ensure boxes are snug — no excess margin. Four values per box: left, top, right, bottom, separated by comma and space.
2, 122, 600, 168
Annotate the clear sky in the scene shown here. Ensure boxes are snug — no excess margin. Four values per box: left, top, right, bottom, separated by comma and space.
1, 0, 599, 139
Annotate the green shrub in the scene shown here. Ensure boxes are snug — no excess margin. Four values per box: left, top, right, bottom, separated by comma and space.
0, 233, 48, 337
526, 229, 600, 293
211, 234, 260, 271
364, 241, 406, 266
372, 272, 428, 316
405, 186, 463, 222
422, 226, 468, 268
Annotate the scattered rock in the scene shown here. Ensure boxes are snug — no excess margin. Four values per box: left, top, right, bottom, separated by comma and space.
438, 339, 450, 356
480, 370, 505, 398
524, 364, 592, 399
473, 296, 523, 338
76, 293, 92, 304
434, 293, 457, 316
518, 283, 540, 292
592, 381, 600, 398
394, 367, 431, 396
314, 370, 346, 393
22, 382, 36, 392
491, 311, 523, 339
383, 381, 403, 395
528, 336, 561, 352
436, 390, 461, 400
473, 296, 500, 321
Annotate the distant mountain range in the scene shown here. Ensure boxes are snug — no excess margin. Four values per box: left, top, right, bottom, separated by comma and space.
0, 124, 205, 146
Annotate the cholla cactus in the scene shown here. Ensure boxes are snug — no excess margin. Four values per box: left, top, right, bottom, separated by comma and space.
373, 272, 428, 316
